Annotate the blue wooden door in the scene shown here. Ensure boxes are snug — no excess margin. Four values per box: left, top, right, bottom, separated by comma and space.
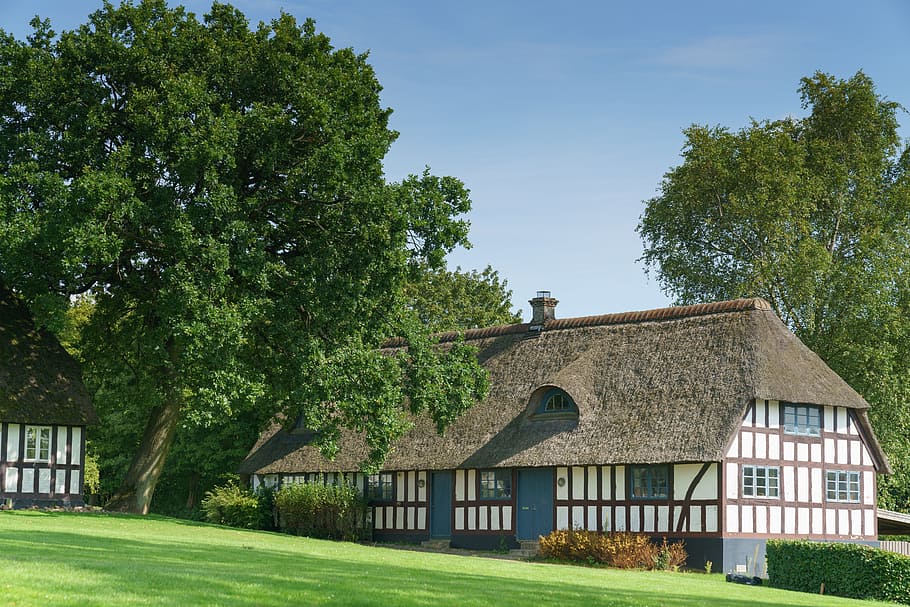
430, 471, 452, 538
517, 468, 554, 540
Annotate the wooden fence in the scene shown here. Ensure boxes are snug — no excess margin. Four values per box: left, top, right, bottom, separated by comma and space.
881, 541, 910, 556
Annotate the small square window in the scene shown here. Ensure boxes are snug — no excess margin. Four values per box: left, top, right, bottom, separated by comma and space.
826, 470, 859, 502
479, 470, 511, 500
630, 465, 669, 499
783, 405, 821, 436
742, 466, 779, 498
367, 473, 393, 501
25, 426, 51, 462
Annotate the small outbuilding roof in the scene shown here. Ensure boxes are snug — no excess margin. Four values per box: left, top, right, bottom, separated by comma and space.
0, 286, 96, 426
240, 298, 889, 475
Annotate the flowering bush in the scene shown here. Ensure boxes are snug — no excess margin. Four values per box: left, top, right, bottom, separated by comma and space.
539, 530, 687, 570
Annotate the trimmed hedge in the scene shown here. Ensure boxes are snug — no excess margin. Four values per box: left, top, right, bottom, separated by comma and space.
275, 483, 369, 541
767, 540, 910, 604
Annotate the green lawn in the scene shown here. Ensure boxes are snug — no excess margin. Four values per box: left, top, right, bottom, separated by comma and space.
0, 511, 894, 606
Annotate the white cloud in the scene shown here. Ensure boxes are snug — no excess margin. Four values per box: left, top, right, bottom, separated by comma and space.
654, 34, 781, 70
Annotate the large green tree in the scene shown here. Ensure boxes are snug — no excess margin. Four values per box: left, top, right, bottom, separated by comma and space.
0, 1, 488, 514
639, 71, 910, 509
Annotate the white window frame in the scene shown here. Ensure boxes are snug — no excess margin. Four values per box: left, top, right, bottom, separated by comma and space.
742, 465, 780, 498
826, 470, 860, 503
25, 425, 52, 463
783, 404, 821, 437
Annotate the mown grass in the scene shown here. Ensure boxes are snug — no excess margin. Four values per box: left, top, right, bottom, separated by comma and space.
0, 511, 894, 606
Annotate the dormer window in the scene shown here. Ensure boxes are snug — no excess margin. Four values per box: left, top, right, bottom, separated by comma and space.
529, 387, 578, 419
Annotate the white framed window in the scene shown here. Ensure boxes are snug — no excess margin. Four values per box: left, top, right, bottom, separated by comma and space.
742, 465, 779, 498
25, 426, 52, 462
826, 470, 860, 502
783, 404, 821, 436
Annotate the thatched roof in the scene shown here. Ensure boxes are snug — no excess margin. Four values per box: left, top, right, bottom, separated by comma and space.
240, 298, 889, 475
0, 286, 96, 426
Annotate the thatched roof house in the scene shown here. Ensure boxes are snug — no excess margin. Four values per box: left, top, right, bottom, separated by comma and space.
1, 285, 96, 507
241, 294, 889, 570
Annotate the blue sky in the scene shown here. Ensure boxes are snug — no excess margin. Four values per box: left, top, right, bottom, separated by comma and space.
3, 1, 909, 319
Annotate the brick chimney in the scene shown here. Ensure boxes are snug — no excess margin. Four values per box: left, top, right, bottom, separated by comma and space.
529, 291, 558, 324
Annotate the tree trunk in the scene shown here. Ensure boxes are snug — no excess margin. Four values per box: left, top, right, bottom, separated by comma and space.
104, 394, 182, 514
185, 471, 201, 510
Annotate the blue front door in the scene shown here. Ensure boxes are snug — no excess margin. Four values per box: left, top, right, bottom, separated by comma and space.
517, 468, 554, 540
430, 471, 452, 538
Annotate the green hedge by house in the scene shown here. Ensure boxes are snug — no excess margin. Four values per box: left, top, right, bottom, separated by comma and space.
275, 483, 369, 541
767, 540, 910, 604
201, 483, 272, 530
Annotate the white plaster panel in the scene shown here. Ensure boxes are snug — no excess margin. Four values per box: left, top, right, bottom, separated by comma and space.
755, 433, 767, 459
797, 508, 809, 535
587, 506, 598, 530
4, 467, 18, 492
796, 443, 809, 462
455, 470, 465, 501
689, 505, 702, 533
812, 508, 823, 535
417, 507, 427, 530
726, 434, 739, 458
69, 469, 81, 497
811, 468, 823, 503
674, 464, 700, 500
837, 408, 847, 433
863, 471, 875, 505
615, 466, 625, 501
467, 470, 476, 501
503, 506, 513, 530
756, 399, 766, 427
741, 432, 753, 459
395, 507, 404, 530
603, 507, 614, 532
21, 468, 34, 493
783, 466, 795, 502
768, 401, 780, 429
418, 471, 427, 502
726, 505, 739, 533
405, 471, 415, 501
615, 506, 626, 532
838, 509, 849, 536
54, 470, 66, 494
705, 505, 718, 533
587, 466, 598, 501
630, 507, 640, 532
572, 467, 585, 500
556, 506, 569, 530
769, 506, 782, 534
784, 507, 796, 534
824, 406, 835, 433
672, 507, 681, 532
56, 427, 67, 465
851, 509, 862, 537
837, 440, 848, 465
850, 441, 861, 466
862, 445, 873, 466
643, 506, 654, 533
726, 463, 738, 500
768, 434, 780, 460
467, 507, 476, 530
454, 507, 464, 530
754, 505, 767, 534
407, 506, 416, 530
865, 509, 875, 537
696, 464, 718, 500
396, 473, 406, 502
826, 509, 836, 535
824, 438, 836, 463
479, 506, 487, 530
374, 507, 384, 530
742, 404, 753, 427
797, 468, 809, 502
810, 443, 822, 463
556, 467, 568, 500
658, 506, 669, 533
601, 467, 611, 500
490, 506, 500, 531
6, 424, 19, 462
741, 505, 753, 534
783, 442, 795, 461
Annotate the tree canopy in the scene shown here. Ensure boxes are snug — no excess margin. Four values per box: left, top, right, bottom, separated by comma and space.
0, 1, 488, 513
639, 71, 910, 509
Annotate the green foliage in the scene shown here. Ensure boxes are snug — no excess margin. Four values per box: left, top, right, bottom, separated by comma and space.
405, 263, 521, 332
767, 539, 910, 604
882, 535, 910, 542
275, 482, 369, 541
82, 452, 101, 497
538, 530, 687, 571
200, 483, 265, 530
0, 1, 488, 512
638, 71, 910, 508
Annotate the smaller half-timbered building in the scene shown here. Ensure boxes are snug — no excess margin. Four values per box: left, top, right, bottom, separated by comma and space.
0, 286, 97, 508
240, 294, 890, 572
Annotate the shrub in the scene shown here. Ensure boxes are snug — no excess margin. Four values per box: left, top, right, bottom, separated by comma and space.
538, 530, 686, 570
275, 482, 369, 541
767, 540, 910, 605
201, 483, 264, 529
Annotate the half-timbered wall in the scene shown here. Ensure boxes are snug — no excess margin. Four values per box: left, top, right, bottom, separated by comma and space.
723, 399, 877, 539
0, 423, 85, 502
553, 464, 720, 536
453, 469, 514, 534
265, 470, 429, 534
